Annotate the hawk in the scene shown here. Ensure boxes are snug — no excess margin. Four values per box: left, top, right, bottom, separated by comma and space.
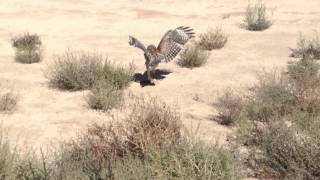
129, 26, 195, 84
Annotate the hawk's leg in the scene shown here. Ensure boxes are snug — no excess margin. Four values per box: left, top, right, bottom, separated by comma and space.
147, 66, 154, 84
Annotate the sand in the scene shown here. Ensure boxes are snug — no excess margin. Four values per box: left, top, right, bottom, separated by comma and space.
0, 0, 320, 149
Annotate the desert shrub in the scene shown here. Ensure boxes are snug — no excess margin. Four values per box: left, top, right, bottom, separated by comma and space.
235, 57, 320, 178
54, 97, 239, 179
113, 143, 239, 180
124, 96, 182, 156
0, 90, 17, 112
46, 51, 134, 91
177, 44, 208, 68
86, 81, 123, 111
59, 96, 182, 169
256, 122, 320, 179
101, 61, 135, 90
11, 33, 42, 63
290, 32, 320, 60
14, 151, 53, 180
0, 133, 16, 179
213, 88, 243, 125
198, 27, 228, 50
287, 58, 320, 113
244, 1, 272, 31
245, 71, 297, 122
0, 96, 240, 179
56, 138, 239, 180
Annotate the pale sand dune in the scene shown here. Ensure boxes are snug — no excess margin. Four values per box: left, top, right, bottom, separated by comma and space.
0, 0, 320, 148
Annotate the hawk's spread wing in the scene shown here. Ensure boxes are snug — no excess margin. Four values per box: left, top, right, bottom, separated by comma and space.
157, 26, 195, 62
129, 36, 147, 52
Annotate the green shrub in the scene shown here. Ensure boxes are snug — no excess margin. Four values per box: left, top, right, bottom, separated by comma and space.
11, 33, 42, 64
244, 1, 272, 31
213, 88, 243, 125
177, 44, 208, 68
45, 51, 134, 91
290, 32, 320, 60
198, 27, 228, 50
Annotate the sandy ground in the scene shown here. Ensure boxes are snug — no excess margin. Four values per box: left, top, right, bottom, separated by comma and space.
0, 0, 320, 149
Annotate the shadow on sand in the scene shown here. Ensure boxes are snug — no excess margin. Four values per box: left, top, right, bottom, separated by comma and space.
133, 69, 172, 87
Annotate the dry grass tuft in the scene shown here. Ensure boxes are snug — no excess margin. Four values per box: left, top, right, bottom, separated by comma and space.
11, 32, 43, 64
177, 43, 208, 68
45, 50, 134, 91
213, 88, 243, 125
0, 88, 17, 112
244, 1, 272, 31
290, 32, 320, 60
198, 27, 228, 50
86, 81, 123, 112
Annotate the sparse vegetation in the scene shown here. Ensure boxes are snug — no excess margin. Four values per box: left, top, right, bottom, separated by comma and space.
0, 97, 239, 179
244, 1, 272, 31
177, 43, 208, 68
198, 27, 228, 50
258, 121, 320, 179
11, 33, 42, 64
45, 51, 134, 91
0, 89, 17, 112
213, 88, 243, 125
87, 81, 123, 111
124, 96, 182, 155
231, 56, 320, 178
290, 32, 320, 60
245, 70, 297, 123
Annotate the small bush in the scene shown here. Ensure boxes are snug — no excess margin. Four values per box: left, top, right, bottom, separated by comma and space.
177, 44, 208, 68
56, 135, 239, 179
244, 1, 272, 31
235, 56, 320, 178
198, 27, 228, 50
290, 32, 320, 60
0, 133, 16, 178
54, 97, 238, 179
245, 71, 297, 122
124, 96, 182, 156
11, 33, 42, 64
258, 122, 320, 179
213, 88, 243, 125
0, 96, 240, 179
45, 51, 134, 91
0, 90, 17, 112
87, 81, 123, 111
114, 143, 239, 180
64, 96, 182, 162
287, 59, 320, 113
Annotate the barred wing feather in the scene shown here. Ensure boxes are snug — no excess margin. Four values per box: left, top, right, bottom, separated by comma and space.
157, 26, 195, 62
